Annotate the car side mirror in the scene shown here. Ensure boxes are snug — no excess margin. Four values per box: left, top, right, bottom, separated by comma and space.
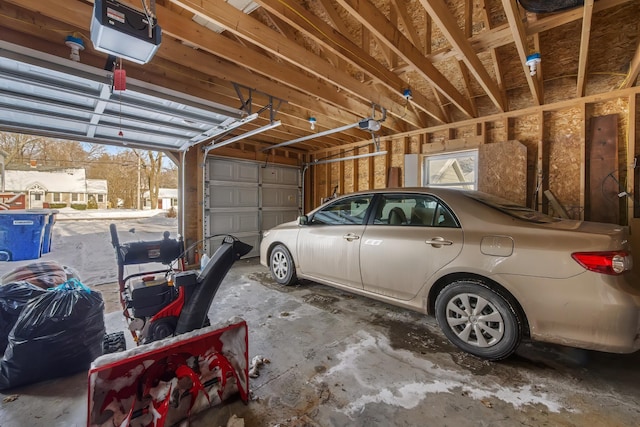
298, 215, 309, 225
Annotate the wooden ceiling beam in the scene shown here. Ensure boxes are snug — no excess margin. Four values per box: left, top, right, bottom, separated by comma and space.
254, 0, 444, 124
390, 0, 423, 51
168, 0, 422, 129
457, 61, 477, 117
335, 0, 475, 118
2, 0, 380, 148
431, 0, 633, 64
418, 0, 505, 112
620, 41, 640, 89
500, 0, 543, 105
316, 0, 352, 36
576, 0, 594, 97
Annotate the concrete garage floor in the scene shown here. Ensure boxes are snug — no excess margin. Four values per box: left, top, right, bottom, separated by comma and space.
1, 258, 640, 426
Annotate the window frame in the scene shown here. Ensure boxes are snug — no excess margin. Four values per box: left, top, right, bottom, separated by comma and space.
308, 194, 375, 226
370, 193, 460, 228
423, 149, 478, 190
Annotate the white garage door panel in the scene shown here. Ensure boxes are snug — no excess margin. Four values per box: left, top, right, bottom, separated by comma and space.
209, 210, 259, 234
262, 166, 299, 185
208, 185, 259, 208
205, 157, 299, 259
207, 234, 261, 259
262, 186, 298, 208
208, 159, 259, 183
262, 211, 299, 230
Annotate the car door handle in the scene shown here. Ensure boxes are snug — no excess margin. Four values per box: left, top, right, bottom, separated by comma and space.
343, 233, 360, 241
425, 237, 453, 247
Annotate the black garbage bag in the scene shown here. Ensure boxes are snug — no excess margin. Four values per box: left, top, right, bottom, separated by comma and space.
0, 281, 46, 354
0, 279, 105, 390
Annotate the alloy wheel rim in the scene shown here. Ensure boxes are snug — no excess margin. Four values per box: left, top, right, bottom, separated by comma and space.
272, 251, 288, 280
445, 292, 505, 347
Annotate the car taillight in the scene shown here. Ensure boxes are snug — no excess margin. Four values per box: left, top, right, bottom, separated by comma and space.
571, 251, 632, 275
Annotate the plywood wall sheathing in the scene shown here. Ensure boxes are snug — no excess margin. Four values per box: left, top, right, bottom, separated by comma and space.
545, 108, 583, 220
478, 140, 527, 205
513, 114, 541, 208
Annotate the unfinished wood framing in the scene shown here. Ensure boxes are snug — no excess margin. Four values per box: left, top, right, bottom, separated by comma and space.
308, 86, 640, 225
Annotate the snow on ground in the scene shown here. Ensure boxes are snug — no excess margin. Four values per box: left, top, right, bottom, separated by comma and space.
0, 209, 178, 286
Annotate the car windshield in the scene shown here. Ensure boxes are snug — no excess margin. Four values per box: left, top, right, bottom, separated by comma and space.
464, 191, 560, 223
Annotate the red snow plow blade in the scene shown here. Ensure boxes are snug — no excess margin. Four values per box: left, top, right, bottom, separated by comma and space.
88, 319, 248, 427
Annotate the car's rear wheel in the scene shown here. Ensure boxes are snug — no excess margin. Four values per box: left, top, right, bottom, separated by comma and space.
269, 244, 297, 286
435, 279, 522, 360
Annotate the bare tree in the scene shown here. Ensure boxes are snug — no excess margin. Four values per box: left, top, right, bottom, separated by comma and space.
135, 150, 163, 209
0, 132, 43, 166
89, 151, 139, 208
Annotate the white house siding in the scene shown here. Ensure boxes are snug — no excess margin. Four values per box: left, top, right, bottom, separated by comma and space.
3, 168, 108, 209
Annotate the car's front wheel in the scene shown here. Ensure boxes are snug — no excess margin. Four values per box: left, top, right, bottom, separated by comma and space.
435, 279, 522, 360
269, 244, 297, 286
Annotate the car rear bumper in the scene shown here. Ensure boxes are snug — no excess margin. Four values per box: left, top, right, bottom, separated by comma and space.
500, 271, 640, 354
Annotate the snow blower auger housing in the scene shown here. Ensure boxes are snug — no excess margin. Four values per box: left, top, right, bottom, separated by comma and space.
90, 225, 253, 426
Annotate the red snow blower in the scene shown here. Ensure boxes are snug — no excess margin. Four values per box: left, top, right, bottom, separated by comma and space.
87, 224, 252, 427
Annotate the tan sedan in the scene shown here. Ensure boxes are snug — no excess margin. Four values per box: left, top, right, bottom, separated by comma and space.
260, 188, 640, 360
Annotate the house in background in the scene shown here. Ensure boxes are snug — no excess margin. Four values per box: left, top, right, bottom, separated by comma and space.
143, 188, 178, 210
3, 167, 108, 209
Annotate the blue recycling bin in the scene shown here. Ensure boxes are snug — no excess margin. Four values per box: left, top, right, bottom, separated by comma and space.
41, 210, 58, 254
0, 210, 48, 261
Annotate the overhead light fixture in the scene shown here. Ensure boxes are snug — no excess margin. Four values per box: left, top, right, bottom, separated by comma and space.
206, 121, 281, 152
65, 34, 84, 62
307, 150, 388, 166
525, 52, 541, 76
90, 0, 162, 65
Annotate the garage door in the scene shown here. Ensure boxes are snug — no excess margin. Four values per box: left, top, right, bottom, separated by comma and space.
204, 157, 300, 257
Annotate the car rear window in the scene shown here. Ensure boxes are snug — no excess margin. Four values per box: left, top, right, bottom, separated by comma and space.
464, 191, 560, 223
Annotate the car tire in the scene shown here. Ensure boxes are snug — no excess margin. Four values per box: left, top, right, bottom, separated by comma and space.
435, 279, 522, 361
269, 244, 298, 286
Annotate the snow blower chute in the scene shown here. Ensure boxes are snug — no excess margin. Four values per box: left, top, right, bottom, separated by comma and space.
88, 225, 252, 427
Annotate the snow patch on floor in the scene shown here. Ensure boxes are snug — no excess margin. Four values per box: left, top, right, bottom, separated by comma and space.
319, 330, 573, 416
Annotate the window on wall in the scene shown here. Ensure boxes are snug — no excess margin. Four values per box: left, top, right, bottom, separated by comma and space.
71, 193, 84, 202
97, 194, 104, 203
34, 193, 42, 201
52, 192, 61, 202
423, 150, 478, 190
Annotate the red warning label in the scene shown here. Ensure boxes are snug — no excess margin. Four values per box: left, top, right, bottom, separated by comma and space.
106, 7, 125, 24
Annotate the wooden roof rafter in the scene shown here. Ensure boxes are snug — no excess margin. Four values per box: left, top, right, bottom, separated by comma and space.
620, 40, 640, 89
576, 0, 595, 97
500, 0, 543, 105
418, 0, 505, 112
253, 0, 444, 125
334, 0, 475, 119
169, 0, 424, 130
